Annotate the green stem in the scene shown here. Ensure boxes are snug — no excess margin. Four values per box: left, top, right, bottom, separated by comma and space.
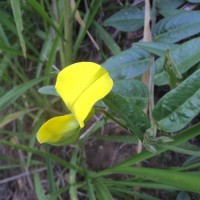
95, 108, 128, 131
69, 147, 79, 200
149, 0, 157, 135
63, 0, 73, 66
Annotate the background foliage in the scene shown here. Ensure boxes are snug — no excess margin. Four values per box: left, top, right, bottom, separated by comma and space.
1, 0, 200, 199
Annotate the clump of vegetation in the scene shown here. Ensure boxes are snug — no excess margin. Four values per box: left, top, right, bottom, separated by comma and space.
1, 0, 200, 199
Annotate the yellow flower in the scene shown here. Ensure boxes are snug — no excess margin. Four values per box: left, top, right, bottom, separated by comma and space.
36, 114, 80, 146
36, 62, 113, 145
55, 62, 113, 127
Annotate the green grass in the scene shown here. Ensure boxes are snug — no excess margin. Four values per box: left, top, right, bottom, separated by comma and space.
1, 0, 200, 199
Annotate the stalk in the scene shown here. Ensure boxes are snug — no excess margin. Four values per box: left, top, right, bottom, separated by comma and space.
63, 0, 73, 66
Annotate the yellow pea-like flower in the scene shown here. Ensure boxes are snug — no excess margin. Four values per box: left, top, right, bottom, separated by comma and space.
36, 114, 80, 146
36, 62, 113, 146
55, 62, 113, 127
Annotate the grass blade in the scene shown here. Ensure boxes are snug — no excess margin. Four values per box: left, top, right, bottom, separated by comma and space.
0, 76, 48, 111
34, 172, 47, 200
109, 167, 200, 194
10, 0, 26, 57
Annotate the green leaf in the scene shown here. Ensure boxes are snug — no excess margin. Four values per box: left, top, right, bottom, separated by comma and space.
26, 0, 61, 36
38, 85, 59, 96
34, 172, 47, 200
105, 179, 177, 190
154, 37, 200, 86
110, 187, 160, 200
153, 69, 200, 132
36, 30, 53, 78
73, 0, 102, 59
93, 21, 121, 55
159, 9, 186, 18
0, 141, 79, 171
134, 42, 178, 56
86, 175, 96, 200
0, 77, 48, 111
103, 47, 150, 80
103, 92, 151, 140
0, 9, 17, 35
0, 24, 10, 46
113, 79, 149, 109
167, 145, 200, 157
103, 7, 144, 32
187, 0, 200, 2
44, 17, 64, 85
95, 135, 138, 144
94, 179, 114, 200
156, 0, 185, 11
69, 149, 78, 200
109, 167, 200, 194
154, 11, 200, 43
0, 43, 37, 61
95, 123, 200, 175
10, 0, 26, 57
0, 110, 30, 128
176, 191, 191, 200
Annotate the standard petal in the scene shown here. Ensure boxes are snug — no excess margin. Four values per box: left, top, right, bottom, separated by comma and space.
55, 62, 113, 127
36, 114, 80, 146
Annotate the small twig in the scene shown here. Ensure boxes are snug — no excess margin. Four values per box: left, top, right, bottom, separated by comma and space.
0, 167, 46, 185
79, 113, 104, 140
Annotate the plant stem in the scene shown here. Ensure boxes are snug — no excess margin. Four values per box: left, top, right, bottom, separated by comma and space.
69, 147, 79, 200
142, 0, 157, 135
149, 0, 157, 134
63, 0, 73, 66
95, 108, 128, 131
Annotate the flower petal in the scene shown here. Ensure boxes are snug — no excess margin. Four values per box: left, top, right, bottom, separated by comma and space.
55, 62, 113, 127
36, 114, 80, 146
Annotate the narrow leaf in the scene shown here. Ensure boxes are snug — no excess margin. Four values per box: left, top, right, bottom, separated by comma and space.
95, 135, 138, 144
93, 21, 121, 55
0, 77, 48, 111
10, 0, 26, 57
26, 0, 61, 36
85, 174, 96, 200
34, 172, 47, 200
153, 69, 200, 132
95, 123, 200, 173
69, 149, 78, 200
73, 0, 102, 58
0, 43, 37, 61
94, 179, 113, 200
0, 141, 79, 171
0, 110, 30, 128
110, 167, 200, 194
